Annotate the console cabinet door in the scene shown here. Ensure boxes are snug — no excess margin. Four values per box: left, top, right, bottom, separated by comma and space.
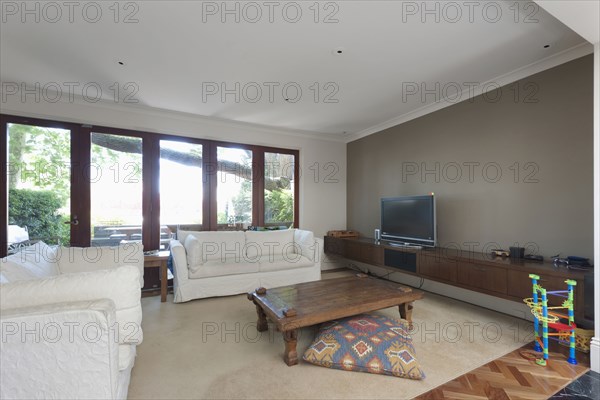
419, 254, 457, 283
457, 262, 507, 295
324, 237, 346, 257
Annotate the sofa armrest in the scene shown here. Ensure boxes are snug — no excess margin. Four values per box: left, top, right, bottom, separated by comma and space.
170, 240, 189, 285
0, 266, 142, 345
0, 299, 120, 400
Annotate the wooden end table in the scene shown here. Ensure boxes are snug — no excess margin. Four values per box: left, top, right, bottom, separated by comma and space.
247, 274, 424, 366
144, 251, 170, 302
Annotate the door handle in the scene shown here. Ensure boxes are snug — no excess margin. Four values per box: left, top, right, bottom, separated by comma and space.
64, 215, 79, 226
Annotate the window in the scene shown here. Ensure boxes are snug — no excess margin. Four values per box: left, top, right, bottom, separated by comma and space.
7, 123, 71, 250
264, 152, 295, 227
90, 133, 144, 247
216, 146, 253, 230
1, 114, 299, 257
160, 140, 204, 243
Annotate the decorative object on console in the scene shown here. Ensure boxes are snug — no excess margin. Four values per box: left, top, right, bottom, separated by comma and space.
524, 254, 544, 262
327, 230, 359, 238
303, 313, 425, 380
491, 249, 510, 257
374, 228, 381, 243
509, 246, 525, 259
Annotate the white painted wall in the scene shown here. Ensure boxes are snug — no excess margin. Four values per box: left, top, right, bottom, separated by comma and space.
0, 97, 347, 239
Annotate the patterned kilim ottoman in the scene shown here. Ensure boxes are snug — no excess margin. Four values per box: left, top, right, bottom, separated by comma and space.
303, 313, 425, 379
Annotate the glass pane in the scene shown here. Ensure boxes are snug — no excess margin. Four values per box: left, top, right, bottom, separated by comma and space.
90, 133, 143, 247
160, 140, 203, 246
7, 123, 71, 251
217, 147, 252, 230
264, 152, 295, 227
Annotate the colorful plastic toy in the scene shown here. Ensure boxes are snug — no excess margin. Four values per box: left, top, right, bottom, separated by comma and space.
523, 274, 577, 366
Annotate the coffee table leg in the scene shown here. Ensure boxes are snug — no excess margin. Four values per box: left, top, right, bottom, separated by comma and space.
399, 302, 414, 329
255, 305, 268, 332
283, 330, 298, 366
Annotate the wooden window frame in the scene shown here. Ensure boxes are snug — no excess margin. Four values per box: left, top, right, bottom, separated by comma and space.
1, 114, 299, 257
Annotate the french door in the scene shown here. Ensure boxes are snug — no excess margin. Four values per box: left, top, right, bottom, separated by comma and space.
0, 117, 155, 255
2, 118, 86, 253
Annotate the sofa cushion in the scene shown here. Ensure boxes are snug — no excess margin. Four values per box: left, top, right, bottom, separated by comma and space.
180, 231, 246, 265
303, 313, 425, 380
0, 242, 59, 283
57, 243, 144, 287
184, 234, 202, 267
245, 229, 295, 260
188, 260, 259, 279
258, 255, 315, 272
294, 229, 316, 261
176, 229, 203, 245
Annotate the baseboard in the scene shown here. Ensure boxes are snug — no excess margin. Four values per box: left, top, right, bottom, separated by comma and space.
591, 337, 600, 373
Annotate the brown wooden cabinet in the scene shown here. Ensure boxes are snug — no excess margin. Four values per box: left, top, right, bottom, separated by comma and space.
419, 254, 457, 283
456, 261, 507, 294
324, 235, 594, 327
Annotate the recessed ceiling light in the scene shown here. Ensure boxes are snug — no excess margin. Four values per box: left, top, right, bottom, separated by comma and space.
118, 61, 125, 65
543, 44, 550, 49
332, 47, 344, 55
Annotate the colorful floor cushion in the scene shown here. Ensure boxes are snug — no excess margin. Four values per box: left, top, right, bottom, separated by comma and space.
303, 313, 425, 379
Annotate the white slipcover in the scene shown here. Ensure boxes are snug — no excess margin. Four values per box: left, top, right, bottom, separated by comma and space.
172, 229, 321, 303
0, 244, 143, 400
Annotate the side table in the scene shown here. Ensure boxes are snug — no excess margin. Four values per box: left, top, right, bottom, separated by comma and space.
144, 251, 170, 302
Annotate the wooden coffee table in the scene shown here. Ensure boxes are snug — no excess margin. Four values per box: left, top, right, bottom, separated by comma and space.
247, 274, 424, 366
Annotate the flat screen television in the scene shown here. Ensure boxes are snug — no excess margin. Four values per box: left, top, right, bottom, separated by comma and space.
380, 194, 436, 247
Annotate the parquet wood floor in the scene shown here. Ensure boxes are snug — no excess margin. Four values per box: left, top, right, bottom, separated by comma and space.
415, 343, 590, 399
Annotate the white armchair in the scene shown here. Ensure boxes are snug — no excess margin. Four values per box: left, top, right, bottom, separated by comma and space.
0, 242, 144, 400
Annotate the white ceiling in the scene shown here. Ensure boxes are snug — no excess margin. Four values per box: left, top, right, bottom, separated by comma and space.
535, 0, 599, 45
0, 1, 593, 140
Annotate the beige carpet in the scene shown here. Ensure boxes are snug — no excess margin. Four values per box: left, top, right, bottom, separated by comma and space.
128, 272, 532, 399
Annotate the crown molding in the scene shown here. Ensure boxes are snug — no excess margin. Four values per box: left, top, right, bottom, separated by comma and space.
0, 90, 346, 143
346, 42, 594, 144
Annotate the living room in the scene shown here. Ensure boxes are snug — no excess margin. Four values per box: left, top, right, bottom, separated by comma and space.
1, 1, 599, 399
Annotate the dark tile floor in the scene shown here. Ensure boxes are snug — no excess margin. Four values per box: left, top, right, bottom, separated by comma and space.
549, 370, 600, 399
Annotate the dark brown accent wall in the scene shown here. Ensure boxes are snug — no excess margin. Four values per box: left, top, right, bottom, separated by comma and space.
347, 55, 594, 259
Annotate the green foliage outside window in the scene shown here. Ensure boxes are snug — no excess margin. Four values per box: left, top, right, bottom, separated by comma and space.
8, 189, 70, 244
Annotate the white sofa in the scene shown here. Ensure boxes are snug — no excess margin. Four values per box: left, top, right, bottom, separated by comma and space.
171, 229, 322, 303
0, 242, 144, 400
